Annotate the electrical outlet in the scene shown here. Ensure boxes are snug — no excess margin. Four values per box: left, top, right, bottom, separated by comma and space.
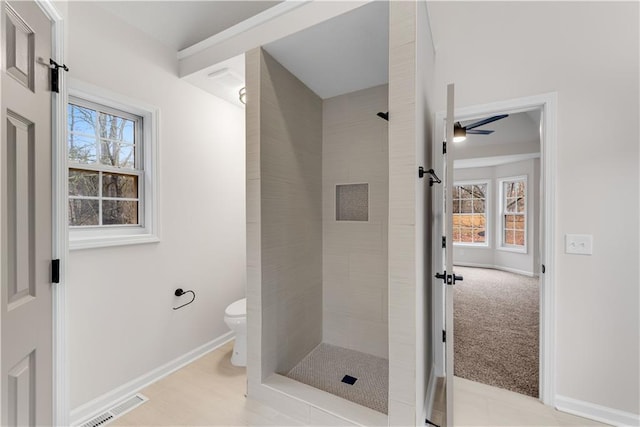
565, 234, 593, 255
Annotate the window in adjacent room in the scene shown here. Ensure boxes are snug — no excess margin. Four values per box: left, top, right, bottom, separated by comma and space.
500, 176, 527, 251
67, 89, 158, 249
453, 182, 488, 246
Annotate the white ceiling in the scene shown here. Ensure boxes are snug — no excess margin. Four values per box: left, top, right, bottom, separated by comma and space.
94, 1, 388, 104
263, 1, 389, 99
454, 111, 541, 164
460, 112, 539, 147
97, 1, 281, 51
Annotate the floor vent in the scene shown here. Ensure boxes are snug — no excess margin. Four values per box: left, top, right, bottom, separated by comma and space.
78, 394, 148, 427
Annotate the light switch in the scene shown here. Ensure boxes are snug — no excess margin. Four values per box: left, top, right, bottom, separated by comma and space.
565, 234, 593, 255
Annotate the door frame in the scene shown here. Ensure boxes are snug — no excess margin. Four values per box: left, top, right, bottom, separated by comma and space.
432, 92, 557, 406
32, 0, 67, 425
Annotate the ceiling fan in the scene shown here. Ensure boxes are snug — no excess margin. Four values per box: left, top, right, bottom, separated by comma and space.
454, 114, 509, 142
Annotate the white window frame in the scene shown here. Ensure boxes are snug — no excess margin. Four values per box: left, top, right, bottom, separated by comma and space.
452, 180, 490, 247
498, 175, 527, 253
68, 82, 159, 249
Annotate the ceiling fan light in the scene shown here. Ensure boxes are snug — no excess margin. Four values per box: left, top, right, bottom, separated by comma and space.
453, 125, 466, 142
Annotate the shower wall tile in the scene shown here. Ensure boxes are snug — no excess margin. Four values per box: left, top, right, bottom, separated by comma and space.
246, 48, 324, 386
387, 1, 435, 422
245, 48, 262, 388
389, 363, 416, 406
388, 399, 416, 427
322, 84, 389, 359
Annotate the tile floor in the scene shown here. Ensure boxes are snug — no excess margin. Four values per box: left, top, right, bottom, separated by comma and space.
111, 341, 608, 426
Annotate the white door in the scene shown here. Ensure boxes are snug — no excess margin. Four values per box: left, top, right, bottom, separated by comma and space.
1, 1, 54, 425
442, 83, 462, 427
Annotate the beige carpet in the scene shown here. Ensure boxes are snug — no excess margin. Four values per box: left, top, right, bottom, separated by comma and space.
286, 343, 388, 414
454, 266, 539, 398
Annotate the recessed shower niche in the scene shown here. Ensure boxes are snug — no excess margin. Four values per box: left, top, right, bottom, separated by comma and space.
336, 183, 369, 221
245, 1, 390, 424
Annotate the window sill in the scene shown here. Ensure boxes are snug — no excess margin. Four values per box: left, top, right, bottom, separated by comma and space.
453, 243, 490, 248
69, 233, 160, 250
498, 245, 527, 254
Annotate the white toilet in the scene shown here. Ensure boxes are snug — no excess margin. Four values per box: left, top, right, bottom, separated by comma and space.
224, 298, 247, 367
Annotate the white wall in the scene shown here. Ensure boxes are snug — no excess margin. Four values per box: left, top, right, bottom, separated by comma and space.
454, 159, 540, 276
66, 3, 246, 411
322, 85, 389, 359
429, 1, 639, 417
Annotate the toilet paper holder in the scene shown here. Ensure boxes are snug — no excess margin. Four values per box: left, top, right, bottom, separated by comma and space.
173, 288, 196, 310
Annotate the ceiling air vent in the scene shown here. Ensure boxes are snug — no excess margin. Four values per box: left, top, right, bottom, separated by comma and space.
78, 394, 148, 427
207, 67, 243, 88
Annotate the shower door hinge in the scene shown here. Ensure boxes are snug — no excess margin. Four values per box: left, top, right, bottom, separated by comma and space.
52, 259, 60, 284
442, 330, 446, 342
443, 141, 447, 154
442, 236, 446, 248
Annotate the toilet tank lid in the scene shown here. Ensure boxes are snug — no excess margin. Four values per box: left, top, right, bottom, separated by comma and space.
225, 298, 246, 317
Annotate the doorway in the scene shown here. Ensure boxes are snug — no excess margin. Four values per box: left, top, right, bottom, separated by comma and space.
432, 92, 557, 408
452, 111, 541, 397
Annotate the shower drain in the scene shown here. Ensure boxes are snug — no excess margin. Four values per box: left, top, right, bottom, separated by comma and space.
341, 374, 358, 385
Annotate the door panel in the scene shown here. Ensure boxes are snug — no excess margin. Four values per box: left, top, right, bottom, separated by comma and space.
1, 1, 53, 426
444, 83, 455, 427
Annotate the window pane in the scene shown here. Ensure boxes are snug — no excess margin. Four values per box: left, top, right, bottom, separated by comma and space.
68, 134, 97, 164
514, 215, 525, 230
460, 227, 473, 243
98, 113, 135, 143
453, 226, 461, 241
100, 140, 135, 168
68, 104, 96, 135
460, 199, 472, 213
69, 199, 99, 226
473, 198, 485, 213
69, 169, 99, 197
460, 186, 473, 199
504, 229, 515, 245
514, 231, 525, 246
517, 197, 525, 213
453, 199, 460, 213
506, 197, 517, 213
102, 173, 138, 199
475, 228, 486, 243
102, 200, 138, 225
472, 184, 486, 199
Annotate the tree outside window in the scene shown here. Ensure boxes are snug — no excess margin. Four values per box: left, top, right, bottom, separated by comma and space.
68, 98, 141, 227
501, 178, 526, 248
453, 182, 488, 245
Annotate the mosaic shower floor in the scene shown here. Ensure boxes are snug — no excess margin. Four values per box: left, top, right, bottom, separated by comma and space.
286, 343, 389, 414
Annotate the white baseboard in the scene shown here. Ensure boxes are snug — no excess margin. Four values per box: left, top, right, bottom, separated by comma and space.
555, 395, 640, 427
70, 331, 235, 426
454, 262, 536, 277
423, 364, 436, 425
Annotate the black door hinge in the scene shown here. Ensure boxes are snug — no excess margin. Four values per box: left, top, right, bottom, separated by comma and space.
426, 418, 441, 427
442, 236, 446, 248
442, 141, 447, 154
52, 259, 60, 284
442, 330, 446, 342
542, 264, 546, 274
49, 59, 69, 93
